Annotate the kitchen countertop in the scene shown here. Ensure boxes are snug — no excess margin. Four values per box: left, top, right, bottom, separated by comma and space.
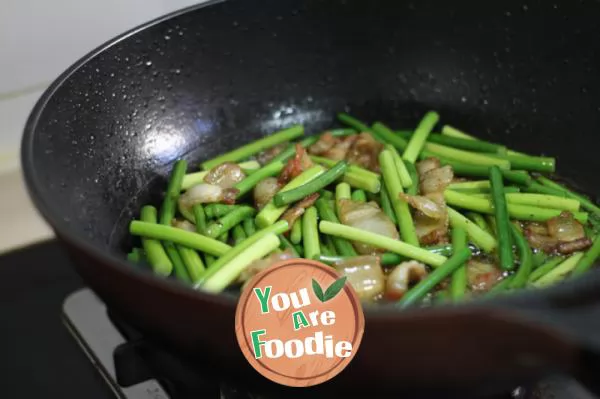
0, 170, 54, 254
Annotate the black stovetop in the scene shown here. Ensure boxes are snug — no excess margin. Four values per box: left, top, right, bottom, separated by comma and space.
0, 240, 113, 399
0, 240, 597, 399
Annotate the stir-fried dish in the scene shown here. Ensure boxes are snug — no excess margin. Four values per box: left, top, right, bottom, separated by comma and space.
127, 111, 600, 307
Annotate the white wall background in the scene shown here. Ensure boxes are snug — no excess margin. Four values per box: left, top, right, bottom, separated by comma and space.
0, 0, 203, 171
0, 0, 207, 252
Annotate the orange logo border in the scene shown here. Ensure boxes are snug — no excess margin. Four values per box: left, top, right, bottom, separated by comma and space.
235, 259, 365, 387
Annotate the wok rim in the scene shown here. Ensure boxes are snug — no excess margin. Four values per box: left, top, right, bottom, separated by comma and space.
19, 0, 600, 320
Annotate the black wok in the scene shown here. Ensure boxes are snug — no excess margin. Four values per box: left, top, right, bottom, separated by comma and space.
21, 0, 600, 396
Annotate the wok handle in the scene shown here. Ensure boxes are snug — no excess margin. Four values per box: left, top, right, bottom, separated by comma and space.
507, 284, 600, 395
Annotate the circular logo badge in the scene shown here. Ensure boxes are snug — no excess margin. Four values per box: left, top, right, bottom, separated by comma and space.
235, 259, 365, 387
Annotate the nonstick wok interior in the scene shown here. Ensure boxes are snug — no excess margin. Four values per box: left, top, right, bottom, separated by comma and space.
21, 0, 600, 395
24, 0, 600, 255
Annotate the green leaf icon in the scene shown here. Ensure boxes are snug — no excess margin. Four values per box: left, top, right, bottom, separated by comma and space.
323, 276, 347, 302
312, 279, 325, 302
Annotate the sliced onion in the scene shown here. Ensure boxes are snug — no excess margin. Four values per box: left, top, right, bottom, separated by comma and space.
416, 157, 442, 176
399, 193, 446, 219
203, 162, 246, 189
339, 199, 399, 254
385, 261, 428, 301
334, 255, 384, 301
308, 132, 338, 155
420, 165, 454, 195
172, 219, 196, 232
467, 260, 502, 292
253, 177, 280, 210
547, 211, 585, 242
240, 250, 297, 286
